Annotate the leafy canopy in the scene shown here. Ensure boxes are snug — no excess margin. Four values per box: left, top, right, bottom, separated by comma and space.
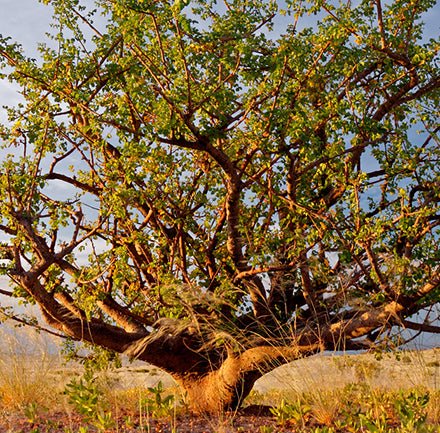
0, 0, 439, 357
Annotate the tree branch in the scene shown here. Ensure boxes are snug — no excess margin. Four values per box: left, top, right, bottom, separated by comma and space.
402, 319, 440, 334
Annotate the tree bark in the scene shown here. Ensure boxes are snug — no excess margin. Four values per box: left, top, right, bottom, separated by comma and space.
174, 357, 261, 413
170, 343, 322, 413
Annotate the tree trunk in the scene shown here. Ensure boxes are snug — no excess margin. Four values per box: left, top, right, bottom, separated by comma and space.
172, 356, 263, 413
168, 344, 322, 413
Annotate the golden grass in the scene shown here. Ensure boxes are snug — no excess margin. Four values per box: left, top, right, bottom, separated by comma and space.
0, 327, 64, 410
0, 321, 438, 432
307, 389, 342, 426
427, 390, 440, 425
253, 347, 440, 397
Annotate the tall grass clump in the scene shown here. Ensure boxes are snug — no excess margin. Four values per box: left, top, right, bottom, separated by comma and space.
0, 325, 61, 410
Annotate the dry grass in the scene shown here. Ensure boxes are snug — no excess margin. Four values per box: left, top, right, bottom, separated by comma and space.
252, 347, 439, 397
307, 389, 342, 426
0, 322, 438, 432
427, 390, 440, 425
0, 327, 65, 410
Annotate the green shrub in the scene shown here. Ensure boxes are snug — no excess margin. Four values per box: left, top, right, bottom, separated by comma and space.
64, 372, 115, 432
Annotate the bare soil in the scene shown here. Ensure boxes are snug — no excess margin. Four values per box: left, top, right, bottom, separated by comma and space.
0, 408, 287, 433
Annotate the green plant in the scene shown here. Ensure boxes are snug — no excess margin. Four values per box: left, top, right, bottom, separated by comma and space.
23, 402, 39, 425
61, 340, 121, 373
269, 398, 311, 427
95, 412, 115, 432
64, 372, 114, 431
123, 414, 135, 429
358, 408, 390, 433
140, 381, 176, 418
395, 390, 430, 432
64, 375, 101, 420
259, 426, 274, 433
334, 418, 357, 432
311, 427, 337, 433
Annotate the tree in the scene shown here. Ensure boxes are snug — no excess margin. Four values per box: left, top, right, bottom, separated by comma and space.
0, 0, 439, 413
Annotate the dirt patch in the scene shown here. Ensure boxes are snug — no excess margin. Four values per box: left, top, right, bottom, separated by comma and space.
0, 409, 292, 433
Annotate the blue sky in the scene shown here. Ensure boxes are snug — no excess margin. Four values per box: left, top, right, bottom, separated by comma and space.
2, 0, 438, 53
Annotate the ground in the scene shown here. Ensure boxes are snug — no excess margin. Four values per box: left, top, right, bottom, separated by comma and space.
0, 327, 438, 432
1, 408, 282, 433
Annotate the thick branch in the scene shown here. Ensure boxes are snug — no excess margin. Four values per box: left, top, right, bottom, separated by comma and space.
402, 319, 440, 334
45, 172, 101, 195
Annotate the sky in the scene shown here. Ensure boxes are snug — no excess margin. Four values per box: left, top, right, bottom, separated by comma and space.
0, 0, 437, 115
0, 0, 439, 350
1, 0, 438, 53
1, 0, 53, 49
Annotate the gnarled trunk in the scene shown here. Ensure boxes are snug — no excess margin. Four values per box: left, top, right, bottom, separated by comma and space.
167, 344, 322, 413
122, 323, 324, 413
173, 357, 262, 413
